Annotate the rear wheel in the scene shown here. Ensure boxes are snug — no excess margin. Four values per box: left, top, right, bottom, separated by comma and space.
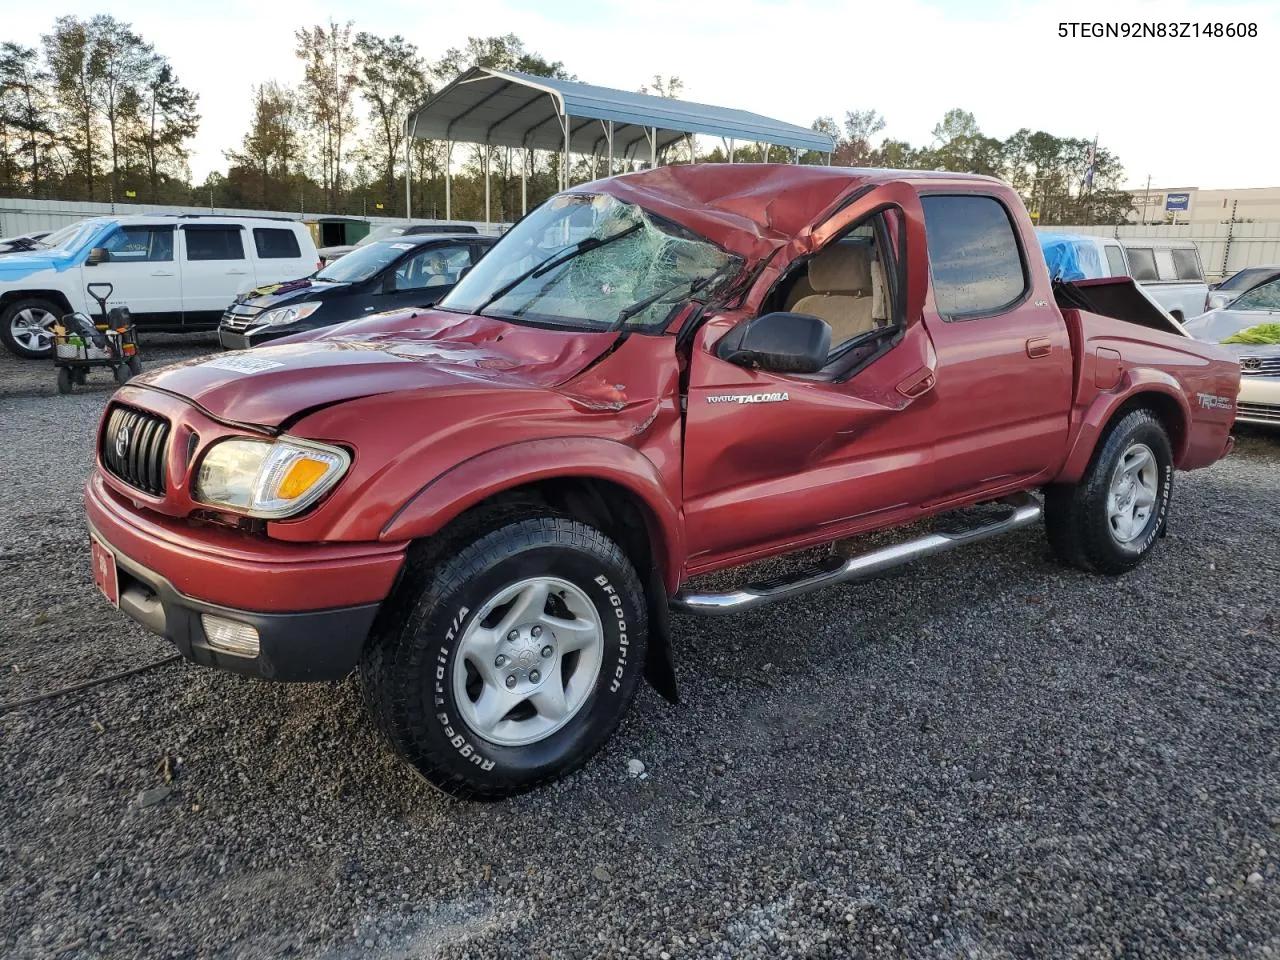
361, 514, 648, 800
1045, 409, 1173, 575
2, 298, 61, 359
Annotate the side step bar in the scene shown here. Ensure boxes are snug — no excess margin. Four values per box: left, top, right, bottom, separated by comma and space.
671, 492, 1043, 616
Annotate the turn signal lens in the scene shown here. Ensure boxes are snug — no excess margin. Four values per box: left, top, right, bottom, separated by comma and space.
276, 457, 330, 500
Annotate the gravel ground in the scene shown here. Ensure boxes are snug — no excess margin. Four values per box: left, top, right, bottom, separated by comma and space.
1, 339, 1278, 959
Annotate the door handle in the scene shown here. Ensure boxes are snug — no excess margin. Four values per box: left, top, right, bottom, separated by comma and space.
151, 270, 174, 277
896, 367, 936, 399
1026, 337, 1052, 358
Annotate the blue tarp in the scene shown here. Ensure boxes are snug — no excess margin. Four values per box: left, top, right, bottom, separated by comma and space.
1038, 233, 1105, 282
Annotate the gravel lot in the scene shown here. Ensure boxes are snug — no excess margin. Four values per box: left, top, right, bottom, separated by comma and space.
2, 338, 1278, 959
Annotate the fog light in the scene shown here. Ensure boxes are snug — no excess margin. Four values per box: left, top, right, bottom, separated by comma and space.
200, 615, 260, 658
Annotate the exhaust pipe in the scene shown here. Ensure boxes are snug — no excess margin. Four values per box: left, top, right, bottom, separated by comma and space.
671, 492, 1042, 616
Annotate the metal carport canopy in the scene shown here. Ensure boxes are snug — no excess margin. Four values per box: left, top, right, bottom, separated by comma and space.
404, 67, 834, 222
406, 66, 835, 159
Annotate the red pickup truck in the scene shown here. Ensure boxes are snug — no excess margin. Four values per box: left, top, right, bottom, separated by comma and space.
84, 165, 1239, 799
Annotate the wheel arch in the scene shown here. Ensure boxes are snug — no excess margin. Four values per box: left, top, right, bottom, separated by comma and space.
1058, 381, 1190, 485
380, 439, 685, 703
0, 289, 74, 315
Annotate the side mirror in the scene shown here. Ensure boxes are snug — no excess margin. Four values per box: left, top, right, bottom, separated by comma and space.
379, 272, 398, 294
715, 311, 832, 374
456, 264, 473, 281
86, 247, 110, 266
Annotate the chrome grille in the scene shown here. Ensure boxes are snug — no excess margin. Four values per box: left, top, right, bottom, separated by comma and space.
101, 404, 171, 495
1239, 356, 1280, 378
1236, 402, 1280, 424
220, 303, 263, 331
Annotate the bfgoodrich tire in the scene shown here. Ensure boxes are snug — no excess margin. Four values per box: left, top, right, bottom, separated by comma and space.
1045, 409, 1173, 575
361, 515, 648, 800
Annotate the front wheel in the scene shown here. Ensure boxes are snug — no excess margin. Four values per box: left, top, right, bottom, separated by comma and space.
1, 297, 61, 359
361, 515, 648, 800
1045, 409, 1173, 575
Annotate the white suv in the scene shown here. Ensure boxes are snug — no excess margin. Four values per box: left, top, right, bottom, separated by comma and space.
0, 215, 319, 359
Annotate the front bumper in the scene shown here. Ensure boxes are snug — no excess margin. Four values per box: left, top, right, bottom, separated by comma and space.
217, 327, 252, 351
1237, 376, 1280, 426
85, 474, 406, 680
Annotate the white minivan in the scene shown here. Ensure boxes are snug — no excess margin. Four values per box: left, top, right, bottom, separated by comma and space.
0, 215, 319, 358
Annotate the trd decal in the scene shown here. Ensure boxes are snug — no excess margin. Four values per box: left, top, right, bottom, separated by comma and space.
1196, 392, 1234, 411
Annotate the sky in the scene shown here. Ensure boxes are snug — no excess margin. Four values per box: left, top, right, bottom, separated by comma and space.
8, 0, 1278, 191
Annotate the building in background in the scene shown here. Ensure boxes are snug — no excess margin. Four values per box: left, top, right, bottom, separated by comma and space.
1127, 185, 1280, 225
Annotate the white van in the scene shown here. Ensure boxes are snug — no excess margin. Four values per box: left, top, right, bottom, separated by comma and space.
1116, 239, 1209, 323
0, 215, 319, 358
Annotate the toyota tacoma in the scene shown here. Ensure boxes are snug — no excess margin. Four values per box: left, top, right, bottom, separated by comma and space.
84, 165, 1240, 799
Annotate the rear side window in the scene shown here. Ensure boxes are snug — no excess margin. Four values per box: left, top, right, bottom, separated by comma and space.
920, 195, 1026, 318
1128, 248, 1158, 282
253, 228, 301, 259
1104, 245, 1129, 277
1172, 248, 1203, 281
184, 226, 245, 261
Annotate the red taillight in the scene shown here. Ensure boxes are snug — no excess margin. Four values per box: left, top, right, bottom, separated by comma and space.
317, 259, 323, 271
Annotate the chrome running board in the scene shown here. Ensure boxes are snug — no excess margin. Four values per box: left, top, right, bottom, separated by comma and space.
671, 492, 1043, 616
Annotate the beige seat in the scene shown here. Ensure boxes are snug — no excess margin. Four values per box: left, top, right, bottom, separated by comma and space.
786, 242, 888, 343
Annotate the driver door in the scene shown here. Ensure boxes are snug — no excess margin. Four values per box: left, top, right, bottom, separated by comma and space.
89, 224, 182, 325
681, 183, 943, 568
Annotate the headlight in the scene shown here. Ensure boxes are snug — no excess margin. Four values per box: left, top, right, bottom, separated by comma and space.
194, 437, 350, 519
257, 302, 321, 327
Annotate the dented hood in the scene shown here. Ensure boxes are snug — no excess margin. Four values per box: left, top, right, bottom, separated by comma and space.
134, 308, 619, 428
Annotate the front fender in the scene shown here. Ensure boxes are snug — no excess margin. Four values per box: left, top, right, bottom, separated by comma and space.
380, 436, 686, 593
1057, 370, 1191, 484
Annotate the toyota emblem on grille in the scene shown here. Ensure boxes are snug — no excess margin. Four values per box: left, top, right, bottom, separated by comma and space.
114, 424, 131, 459
1241, 357, 1263, 372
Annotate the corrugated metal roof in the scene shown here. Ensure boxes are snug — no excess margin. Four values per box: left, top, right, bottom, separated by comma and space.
406, 67, 834, 157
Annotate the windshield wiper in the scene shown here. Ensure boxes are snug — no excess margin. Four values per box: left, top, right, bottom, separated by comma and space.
474, 222, 642, 316
610, 265, 730, 331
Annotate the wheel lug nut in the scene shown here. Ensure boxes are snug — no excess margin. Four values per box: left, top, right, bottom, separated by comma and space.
531, 625, 542, 638
495, 655, 506, 667
541, 645, 553, 658
505, 674, 517, 689
507, 630, 519, 642
529, 670, 541, 683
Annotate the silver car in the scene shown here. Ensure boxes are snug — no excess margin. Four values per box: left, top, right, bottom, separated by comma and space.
1204, 264, 1280, 313
1184, 276, 1280, 426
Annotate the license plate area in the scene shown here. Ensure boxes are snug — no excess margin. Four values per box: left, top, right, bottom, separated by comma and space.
90, 535, 120, 607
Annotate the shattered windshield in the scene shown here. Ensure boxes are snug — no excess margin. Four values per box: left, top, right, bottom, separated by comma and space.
1230, 278, 1280, 312
439, 193, 740, 331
